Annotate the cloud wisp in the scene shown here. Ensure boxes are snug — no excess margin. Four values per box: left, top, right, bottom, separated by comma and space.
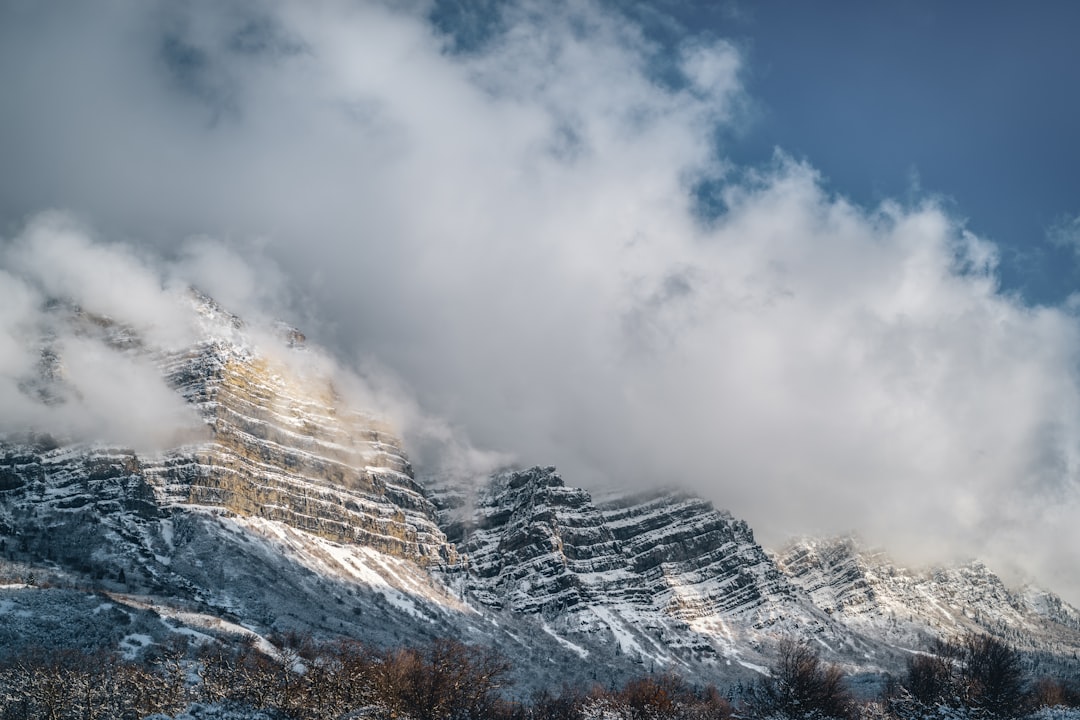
0, 210, 504, 485
1, 1, 1079, 600
0, 212, 204, 450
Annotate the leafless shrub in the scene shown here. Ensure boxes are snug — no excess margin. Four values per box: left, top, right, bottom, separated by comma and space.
744, 637, 857, 720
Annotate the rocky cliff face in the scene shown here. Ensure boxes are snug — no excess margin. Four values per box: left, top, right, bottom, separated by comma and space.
0, 293, 457, 605
452, 467, 624, 614
152, 336, 453, 565
432, 466, 894, 674
432, 466, 1080, 677
775, 536, 1080, 657
2, 295, 1079, 686
598, 489, 796, 619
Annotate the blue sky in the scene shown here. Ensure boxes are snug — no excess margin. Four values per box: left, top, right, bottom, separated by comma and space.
434, 0, 1080, 303
681, 1, 1080, 305
2, 0, 1080, 599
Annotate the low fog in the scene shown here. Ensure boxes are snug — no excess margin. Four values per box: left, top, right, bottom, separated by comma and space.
1, 1, 1079, 602
0, 213, 206, 450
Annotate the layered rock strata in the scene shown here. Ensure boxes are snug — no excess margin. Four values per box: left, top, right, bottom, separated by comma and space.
0, 297, 456, 570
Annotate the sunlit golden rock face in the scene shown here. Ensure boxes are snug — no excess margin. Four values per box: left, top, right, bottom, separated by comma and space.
150, 339, 457, 566
2, 295, 457, 568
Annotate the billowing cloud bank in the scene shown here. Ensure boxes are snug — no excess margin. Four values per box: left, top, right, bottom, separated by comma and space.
1, 1, 1079, 599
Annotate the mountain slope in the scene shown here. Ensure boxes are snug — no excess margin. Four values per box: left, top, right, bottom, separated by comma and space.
0, 295, 1078, 690
433, 466, 900, 675
776, 536, 1080, 658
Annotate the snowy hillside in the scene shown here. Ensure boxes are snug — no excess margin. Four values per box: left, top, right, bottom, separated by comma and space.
0, 294, 1078, 693
776, 536, 1080, 663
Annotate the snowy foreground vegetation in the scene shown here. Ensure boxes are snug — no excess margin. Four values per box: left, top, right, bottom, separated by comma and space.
0, 632, 1077, 720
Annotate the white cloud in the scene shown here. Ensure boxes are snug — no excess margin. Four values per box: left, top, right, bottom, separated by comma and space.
54, 334, 205, 449
5, 212, 197, 349
1, 0, 1079, 602
0, 215, 207, 450
170, 235, 291, 325
1048, 212, 1080, 257
0, 270, 40, 379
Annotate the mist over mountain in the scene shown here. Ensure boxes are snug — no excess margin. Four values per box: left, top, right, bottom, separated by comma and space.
0, 290, 1077, 684
1, 0, 1079, 610
0, 244, 1078, 719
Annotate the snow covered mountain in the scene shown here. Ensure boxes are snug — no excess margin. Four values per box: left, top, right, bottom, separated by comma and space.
1, 295, 1079, 689
431, 466, 886, 675
775, 536, 1080, 663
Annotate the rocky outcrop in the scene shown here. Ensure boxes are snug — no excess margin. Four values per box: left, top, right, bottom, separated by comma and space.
775, 536, 1080, 656
435, 467, 1080, 675
0, 295, 456, 569
2, 295, 1079, 683
437, 466, 882, 671
598, 490, 796, 619
152, 339, 453, 564
457, 466, 624, 613
449, 466, 809, 623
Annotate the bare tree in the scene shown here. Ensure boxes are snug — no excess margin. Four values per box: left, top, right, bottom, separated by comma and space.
889, 632, 1030, 719
745, 637, 856, 720
369, 638, 513, 720
959, 633, 1027, 718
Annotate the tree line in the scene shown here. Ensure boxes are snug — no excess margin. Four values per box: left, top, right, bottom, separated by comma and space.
0, 631, 1077, 719
743, 633, 1080, 720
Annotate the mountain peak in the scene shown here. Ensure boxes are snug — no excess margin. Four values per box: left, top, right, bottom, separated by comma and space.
1, 297, 1078, 689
